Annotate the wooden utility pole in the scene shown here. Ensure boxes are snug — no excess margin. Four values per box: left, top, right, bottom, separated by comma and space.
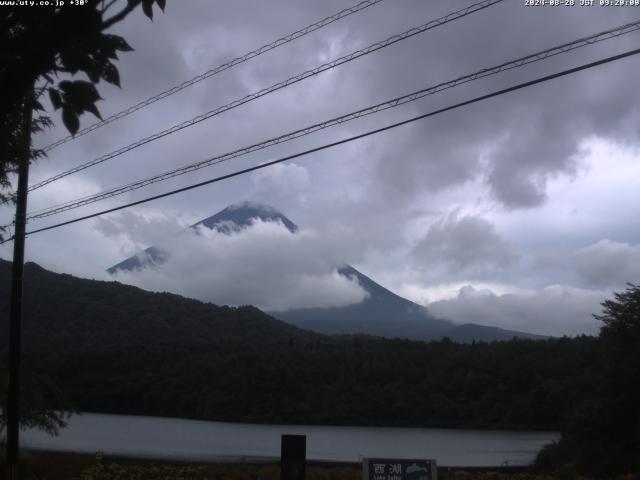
5, 88, 33, 480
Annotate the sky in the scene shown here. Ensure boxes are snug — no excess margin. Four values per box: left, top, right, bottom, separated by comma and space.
2, 0, 640, 336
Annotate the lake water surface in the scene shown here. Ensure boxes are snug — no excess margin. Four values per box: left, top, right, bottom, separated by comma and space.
22, 413, 558, 467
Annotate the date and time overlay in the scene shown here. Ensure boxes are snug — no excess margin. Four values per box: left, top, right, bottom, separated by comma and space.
2, 0, 640, 8
525, 0, 640, 6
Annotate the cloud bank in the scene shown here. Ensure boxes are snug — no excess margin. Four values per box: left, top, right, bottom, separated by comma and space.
111, 219, 368, 312
427, 284, 604, 337
573, 239, 640, 289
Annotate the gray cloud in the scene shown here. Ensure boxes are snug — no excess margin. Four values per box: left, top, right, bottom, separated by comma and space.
412, 213, 517, 276
427, 284, 604, 337
20, 0, 639, 221
94, 211, 188, 256
250, 162, 311, 212
110, 219, 369, 311
573, 239, 640, 288
354, 2, 638, 210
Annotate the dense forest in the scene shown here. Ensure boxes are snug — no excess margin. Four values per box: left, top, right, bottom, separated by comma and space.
23, 337, 598, 431
22, 328, 637, 476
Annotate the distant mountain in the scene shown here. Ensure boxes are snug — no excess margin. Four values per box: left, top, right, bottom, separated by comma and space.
446, 324, 546, 342
193, 201, 298, 234
106, 201, 545, 342
274, 266, 454, 340
274, 268, 545, 341
107, 202, 296, 274
0, 259, 320, 353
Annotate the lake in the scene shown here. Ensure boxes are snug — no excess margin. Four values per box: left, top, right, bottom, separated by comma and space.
22, 413, 558, 467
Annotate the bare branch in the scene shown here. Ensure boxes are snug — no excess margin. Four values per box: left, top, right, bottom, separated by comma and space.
102, 1, 139, 30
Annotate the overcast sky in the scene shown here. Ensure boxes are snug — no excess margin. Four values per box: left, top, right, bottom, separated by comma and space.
2, 0, 640, 336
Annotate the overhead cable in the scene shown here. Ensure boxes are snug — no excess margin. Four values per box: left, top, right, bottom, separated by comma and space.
4, 46, 636, 243
40, 0, 387, 153
25, 19, 640, 220
28, 0, 503, 192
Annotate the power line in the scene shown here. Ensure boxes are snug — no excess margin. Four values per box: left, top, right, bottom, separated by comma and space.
28, 0, 503, 192
40, 0, 386, 153
6, 46, 637, 243
25, 19, 640, 220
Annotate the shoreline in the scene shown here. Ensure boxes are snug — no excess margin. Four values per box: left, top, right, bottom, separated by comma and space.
59, 410, 562, 433
23, 448, 536, 471
21, 412, 554, 467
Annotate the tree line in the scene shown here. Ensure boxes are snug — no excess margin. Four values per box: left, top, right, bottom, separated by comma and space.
24, 336, 598, 431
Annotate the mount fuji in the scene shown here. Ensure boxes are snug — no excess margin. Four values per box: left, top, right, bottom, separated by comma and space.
107, 202, 545, 342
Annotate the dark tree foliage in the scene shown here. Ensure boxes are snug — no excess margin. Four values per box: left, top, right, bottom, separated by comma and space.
0, 260, 321, 353
0, 259, 601, 433
23, 337, 600, 432
0, 367, 73, 437
0, 0, 165, 234
536, 284, 640, 476
0, 0, 166, 434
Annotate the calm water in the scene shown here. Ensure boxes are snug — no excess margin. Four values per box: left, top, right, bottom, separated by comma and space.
22, 413, 558, 467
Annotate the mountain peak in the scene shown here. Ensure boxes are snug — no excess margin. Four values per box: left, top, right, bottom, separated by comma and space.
107, 202, 298, 274
192, 201, 298, 234
227, 201, 277, 213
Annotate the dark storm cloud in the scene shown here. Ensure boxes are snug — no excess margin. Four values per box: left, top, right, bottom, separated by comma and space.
350, 1, 639, 209
25, 0, 640, 216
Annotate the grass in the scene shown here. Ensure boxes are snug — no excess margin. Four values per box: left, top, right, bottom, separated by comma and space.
4, 451, 361, 480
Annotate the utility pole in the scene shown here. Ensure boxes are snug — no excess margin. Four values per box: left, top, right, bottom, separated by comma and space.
6, 87, 33, 480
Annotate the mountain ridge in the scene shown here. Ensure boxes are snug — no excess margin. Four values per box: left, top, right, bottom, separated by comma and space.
0, 259, 321, 353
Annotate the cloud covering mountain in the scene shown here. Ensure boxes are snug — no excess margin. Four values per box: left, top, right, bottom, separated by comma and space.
107, 202, 545, 341
108, 203, 370, 312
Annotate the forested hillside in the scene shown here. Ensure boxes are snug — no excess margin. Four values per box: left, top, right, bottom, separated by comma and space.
0, 260, 320, 352
1, 258, 599, 431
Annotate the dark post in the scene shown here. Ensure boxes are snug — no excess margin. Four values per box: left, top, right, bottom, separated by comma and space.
6, 88, 33, 480
281, 434, 306, 480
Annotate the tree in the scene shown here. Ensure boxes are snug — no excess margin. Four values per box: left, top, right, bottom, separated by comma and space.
0, 367, 72, 437
0, 0, 166, 443
537, 283, 640, 476
596, 282, 640, 345
590, 283, 640, 474
0, 0, 166, 237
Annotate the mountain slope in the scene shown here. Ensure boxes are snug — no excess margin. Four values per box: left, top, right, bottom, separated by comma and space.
0, 259, 320, 353
106, 202, 545, 342
273, 266, 454, 340
446, 323, 546, 342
